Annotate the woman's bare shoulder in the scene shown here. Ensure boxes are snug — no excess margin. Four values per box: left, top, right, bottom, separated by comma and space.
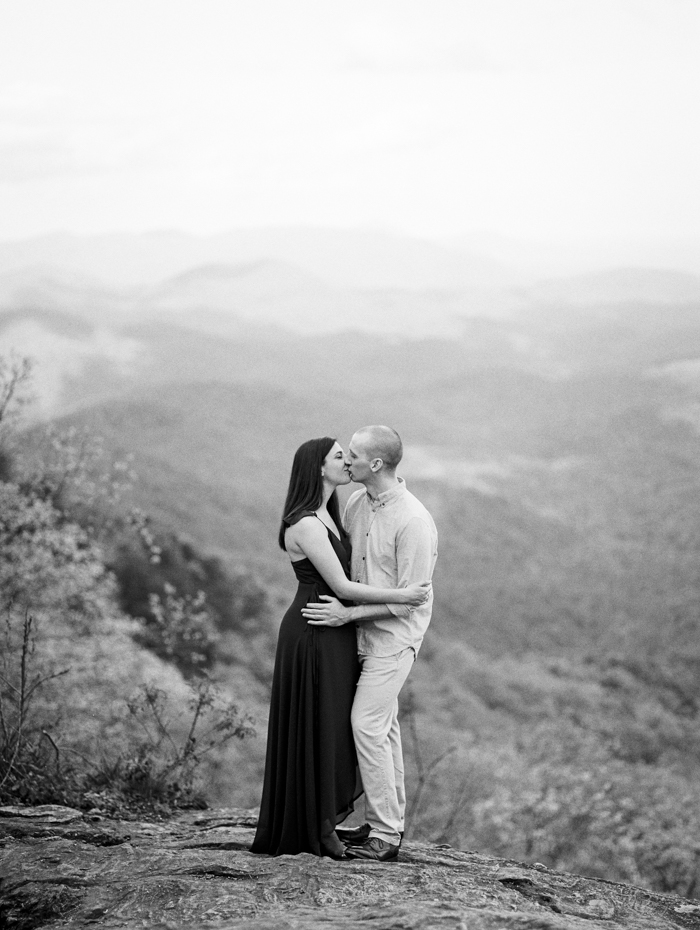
287, 514, 324, 538
285, 511, 323, 540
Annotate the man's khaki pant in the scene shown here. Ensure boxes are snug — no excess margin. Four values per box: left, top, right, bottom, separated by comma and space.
351, 646, 415, 845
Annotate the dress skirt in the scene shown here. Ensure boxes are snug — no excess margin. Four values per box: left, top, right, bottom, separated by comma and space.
251, 540, 361, 856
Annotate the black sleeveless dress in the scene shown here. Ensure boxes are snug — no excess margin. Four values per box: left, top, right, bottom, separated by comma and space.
251, 512, 361, 856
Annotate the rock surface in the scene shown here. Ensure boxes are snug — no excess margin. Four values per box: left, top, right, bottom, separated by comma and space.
2, 805, 700, 929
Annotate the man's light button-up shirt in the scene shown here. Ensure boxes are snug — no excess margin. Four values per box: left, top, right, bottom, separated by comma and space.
343, 478, 438, 657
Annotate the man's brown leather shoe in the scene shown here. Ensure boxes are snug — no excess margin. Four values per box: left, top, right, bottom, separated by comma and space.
337, 823, 371, 846
345, 837, 399, 862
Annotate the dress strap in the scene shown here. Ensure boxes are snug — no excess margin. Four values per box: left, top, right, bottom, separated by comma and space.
313, 512, 342, 541
283, 509, 318, 527
285, 510, 344, 542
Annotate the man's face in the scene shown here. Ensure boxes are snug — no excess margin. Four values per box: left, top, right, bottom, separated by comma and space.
346, 432, 376, 484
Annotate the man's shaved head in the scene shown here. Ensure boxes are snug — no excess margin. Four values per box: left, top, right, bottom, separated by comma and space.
353, 425, 403, 473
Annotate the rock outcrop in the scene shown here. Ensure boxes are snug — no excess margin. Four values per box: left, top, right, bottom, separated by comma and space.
2, 805, 700, 929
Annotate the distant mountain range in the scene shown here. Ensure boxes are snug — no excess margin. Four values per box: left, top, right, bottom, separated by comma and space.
441, 231, 700, 278
2, 228, 700, 416
0, 228, 523, 290
3, 229, 700, 639
526, 267, 700, 307
46, 296, 700, 662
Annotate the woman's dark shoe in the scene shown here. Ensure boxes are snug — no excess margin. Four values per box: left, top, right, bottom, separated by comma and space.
345, 837, 399, 862
336, 823, 371, 846
320, 831, 349, 860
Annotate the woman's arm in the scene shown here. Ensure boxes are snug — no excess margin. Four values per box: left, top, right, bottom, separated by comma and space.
288, 518, 428, 606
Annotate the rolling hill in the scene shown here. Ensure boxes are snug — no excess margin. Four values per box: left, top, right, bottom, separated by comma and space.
23, 277, 696, 668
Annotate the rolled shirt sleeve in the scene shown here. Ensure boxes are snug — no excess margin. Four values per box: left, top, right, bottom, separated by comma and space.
386, 517, 437, 621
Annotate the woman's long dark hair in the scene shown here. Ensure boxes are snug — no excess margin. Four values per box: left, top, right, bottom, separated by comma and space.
278, 437, 343, 550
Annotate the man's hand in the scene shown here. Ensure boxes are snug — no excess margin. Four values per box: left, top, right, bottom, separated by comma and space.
302, 595, 352, 627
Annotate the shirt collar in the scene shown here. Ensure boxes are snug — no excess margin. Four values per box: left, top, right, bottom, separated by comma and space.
366, 476, 406, 509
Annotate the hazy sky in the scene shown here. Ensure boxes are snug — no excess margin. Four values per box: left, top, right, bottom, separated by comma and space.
1, 0, 699, 242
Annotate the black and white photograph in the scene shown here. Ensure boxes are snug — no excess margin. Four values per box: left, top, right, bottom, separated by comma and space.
2, 1, 700, 926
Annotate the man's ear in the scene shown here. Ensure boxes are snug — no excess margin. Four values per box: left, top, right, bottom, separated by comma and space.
370, 458, 383, 472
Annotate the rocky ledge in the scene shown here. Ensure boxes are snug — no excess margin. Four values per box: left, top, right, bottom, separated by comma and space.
2, 805, 700, 929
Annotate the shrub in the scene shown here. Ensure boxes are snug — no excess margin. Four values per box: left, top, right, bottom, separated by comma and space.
109, 516, 268, 638
86, 679, 255, 814
0, 606, 77, 805
0, 356, 257, 814
132, 583, 219, 677
0, 602, 254, 813
468, 728, 700, 897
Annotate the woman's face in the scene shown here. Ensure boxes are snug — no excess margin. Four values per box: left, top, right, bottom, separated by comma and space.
323, 442, 351, 487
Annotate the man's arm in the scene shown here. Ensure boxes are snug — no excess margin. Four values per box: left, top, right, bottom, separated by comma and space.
308, 491, 395, 624
303, 517, 435, 627
385, 516, 436, 619
302, 597, 394, 626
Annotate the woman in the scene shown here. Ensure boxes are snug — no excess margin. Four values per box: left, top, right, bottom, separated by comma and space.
251, 437, 430, 859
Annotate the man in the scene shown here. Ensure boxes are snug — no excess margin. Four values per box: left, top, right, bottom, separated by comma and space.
302, 425, 438, 862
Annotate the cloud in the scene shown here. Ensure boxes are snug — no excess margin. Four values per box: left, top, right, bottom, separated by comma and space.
0, 82, 65, 115
0, 80, 168, 185
0, 135, 80, 183
0, 83, 90, 183
342, 38, 504, 74
0, 2, 699, 240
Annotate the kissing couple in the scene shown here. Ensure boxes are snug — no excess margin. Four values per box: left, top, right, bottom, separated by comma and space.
251, 425, 438, 862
